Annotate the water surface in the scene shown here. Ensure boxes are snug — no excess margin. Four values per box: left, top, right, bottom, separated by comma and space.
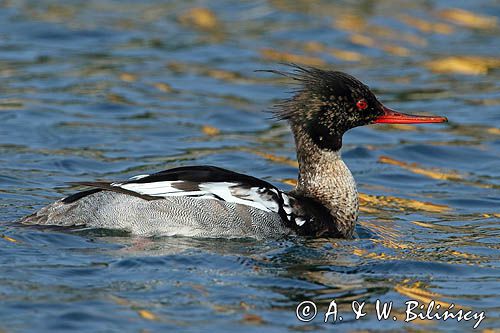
0, 1, 499, 332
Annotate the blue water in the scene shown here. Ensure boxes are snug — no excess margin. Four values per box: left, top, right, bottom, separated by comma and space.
0, 1, 499, 332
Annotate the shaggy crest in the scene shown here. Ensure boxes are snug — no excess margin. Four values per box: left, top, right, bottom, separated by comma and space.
260, 64, 376, 121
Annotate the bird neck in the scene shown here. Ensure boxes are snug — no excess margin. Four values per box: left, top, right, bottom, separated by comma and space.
291, 124, 359, 237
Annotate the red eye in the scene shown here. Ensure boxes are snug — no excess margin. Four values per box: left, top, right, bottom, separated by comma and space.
356, 99, 368, 110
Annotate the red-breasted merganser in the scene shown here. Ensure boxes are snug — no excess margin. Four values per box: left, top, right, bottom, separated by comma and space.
21, 65, 447, 239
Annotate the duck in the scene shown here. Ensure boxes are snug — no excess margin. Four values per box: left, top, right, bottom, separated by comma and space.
20, 65, 447, 239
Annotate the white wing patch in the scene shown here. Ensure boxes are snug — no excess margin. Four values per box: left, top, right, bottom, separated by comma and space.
110, 180, 286, 214
199, 183, 272, 211
294, 217, 307, 226
114, 181, 205, 196
227, 185, 279, 212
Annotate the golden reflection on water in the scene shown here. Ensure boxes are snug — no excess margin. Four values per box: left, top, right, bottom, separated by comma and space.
379, 156, 462, 181
398, 14, 455, 34
178, 7, 220, 31
260, 48, 327, 67
424, 56, 500, 75
437, 8, 498, 29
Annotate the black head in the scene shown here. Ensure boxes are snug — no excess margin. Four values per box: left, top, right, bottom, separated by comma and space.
268, 64, 447, 151
270, 65, 384, 151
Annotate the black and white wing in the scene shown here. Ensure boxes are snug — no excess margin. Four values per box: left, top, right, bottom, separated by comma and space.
61, 165, 341, 236
68, 165, 297, 221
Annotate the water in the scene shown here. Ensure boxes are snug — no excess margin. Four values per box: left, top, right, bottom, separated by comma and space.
0, 1, 499, 332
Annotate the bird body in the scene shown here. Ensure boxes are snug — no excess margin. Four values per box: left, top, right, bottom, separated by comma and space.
21, 65, 447, 239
